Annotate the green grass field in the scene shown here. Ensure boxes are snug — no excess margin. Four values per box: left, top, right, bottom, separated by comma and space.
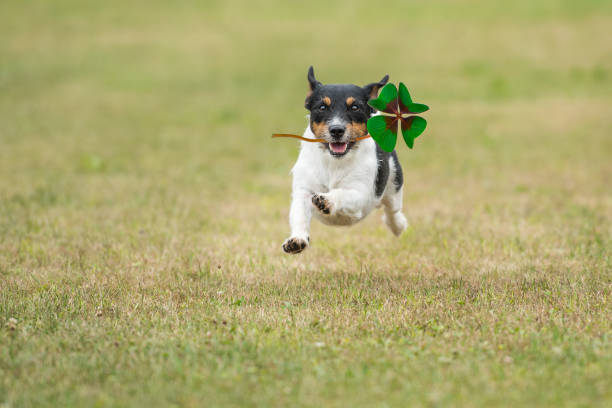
1, 1, 611, 406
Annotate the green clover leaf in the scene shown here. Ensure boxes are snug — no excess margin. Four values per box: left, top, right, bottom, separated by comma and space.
368, 83, 398, 113
401, 116, 427, 149
367, 82, 429, 152
366, 116, 397, 152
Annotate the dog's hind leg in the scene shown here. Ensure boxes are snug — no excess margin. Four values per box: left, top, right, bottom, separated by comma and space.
381, 153, 408, 236
382, 186, 408, 236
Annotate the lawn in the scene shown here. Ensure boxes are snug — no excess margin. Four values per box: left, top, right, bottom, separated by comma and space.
1, 0, 611, 406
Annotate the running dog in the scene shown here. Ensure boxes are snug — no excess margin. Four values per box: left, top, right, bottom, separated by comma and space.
282, 66, 408, 254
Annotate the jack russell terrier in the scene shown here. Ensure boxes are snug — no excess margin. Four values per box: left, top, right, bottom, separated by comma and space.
282, 67, 408, 254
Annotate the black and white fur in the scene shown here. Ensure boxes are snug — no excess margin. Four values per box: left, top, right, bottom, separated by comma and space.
282, 67, 408, 254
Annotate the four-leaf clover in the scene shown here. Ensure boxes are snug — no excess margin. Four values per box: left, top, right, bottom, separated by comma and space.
366, 83, 429, 152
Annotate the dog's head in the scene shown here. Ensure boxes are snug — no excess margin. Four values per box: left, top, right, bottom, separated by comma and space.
304, 66, 389, 158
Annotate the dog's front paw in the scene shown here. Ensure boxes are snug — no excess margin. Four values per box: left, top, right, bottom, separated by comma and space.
312, 193, 333, 215
282, 236, 309, 254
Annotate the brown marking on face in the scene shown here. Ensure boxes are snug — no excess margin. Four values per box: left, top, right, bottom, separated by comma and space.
346, 97, 355, 106
311, 121, 328, 138
323, 96, 331, 106
346, 122, 367, 139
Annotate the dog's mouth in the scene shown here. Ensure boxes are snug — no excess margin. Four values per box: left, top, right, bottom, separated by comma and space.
330, 142, 348, 154
324, 141, 355, 157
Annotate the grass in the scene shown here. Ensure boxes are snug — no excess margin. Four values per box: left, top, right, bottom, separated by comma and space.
1, 0, 611, 406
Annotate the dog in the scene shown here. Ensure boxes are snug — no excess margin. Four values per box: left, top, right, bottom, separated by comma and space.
282, 66, 408, 254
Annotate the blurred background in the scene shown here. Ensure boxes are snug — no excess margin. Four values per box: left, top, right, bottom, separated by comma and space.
1, 1, 611, 406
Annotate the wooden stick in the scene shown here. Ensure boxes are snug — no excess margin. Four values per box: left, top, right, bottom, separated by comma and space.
272, 133, 371, 142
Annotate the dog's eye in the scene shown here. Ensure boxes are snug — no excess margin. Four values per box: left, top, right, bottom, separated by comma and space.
319, 105, 327, 111
351, 104, 359, 111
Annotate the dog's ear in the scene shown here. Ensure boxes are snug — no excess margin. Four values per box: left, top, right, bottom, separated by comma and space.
305, 66, 322, 109
363, 74, 389, 100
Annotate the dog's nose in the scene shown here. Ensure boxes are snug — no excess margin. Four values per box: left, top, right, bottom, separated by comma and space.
329, 125, 345, 139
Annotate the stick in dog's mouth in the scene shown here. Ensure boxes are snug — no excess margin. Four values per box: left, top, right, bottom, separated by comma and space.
272, 134, 371, 143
